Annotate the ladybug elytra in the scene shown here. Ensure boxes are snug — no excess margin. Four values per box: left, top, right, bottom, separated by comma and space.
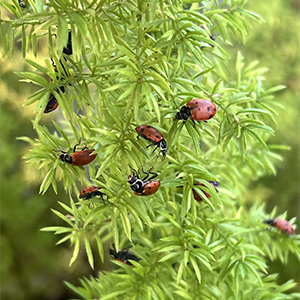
175, 99, 217, 124
192, 180, 219, 202
109, 244, 140, 265
264, 218, 295, 236
135, 125, 167, 158
128, 165, 160, 196
54, 142, 97, 166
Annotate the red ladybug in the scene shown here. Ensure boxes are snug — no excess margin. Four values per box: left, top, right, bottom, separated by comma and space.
109, 244, 140, 266
135, 125, 167, 158
175, 99, 217, 123
263, 218, 295, 236
192, 181, 219, 202
55, 143, 97, 166
128, 166, 160, 196
79, 186, 108, 203
44, 87, 65, 113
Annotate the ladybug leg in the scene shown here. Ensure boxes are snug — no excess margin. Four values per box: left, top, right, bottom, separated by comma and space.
141, 166, 152, 181
73, 138, 83, 152
145, 142, 156, 150
148, 170, 158, 181
143, 167, 157, 181
51, 57, 56, 68
99, 191, 109, 205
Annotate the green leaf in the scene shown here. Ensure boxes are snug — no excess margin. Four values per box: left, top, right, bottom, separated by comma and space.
70, 238, 80, 266
84, 236, 94, 269
57, 17, 69, 53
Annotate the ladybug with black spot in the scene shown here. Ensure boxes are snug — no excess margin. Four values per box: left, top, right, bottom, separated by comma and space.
135, 125, 167, 158
79, 186, 109, 203
192, 181, 219, 202
54, 142, 97, 166
175, 99, 217, 124
128, 165, 160, 196
263, 218, 295, 236
109, 244, 140, 265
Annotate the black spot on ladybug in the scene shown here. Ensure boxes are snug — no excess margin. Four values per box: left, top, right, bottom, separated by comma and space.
155, 135, 159, 138
207, 107, 211, 111
198, 108, 201, 111
209, 115, 213, 119
147, 126, 151, 128
140, 128, 145, 133
195, 101, 198, 104
148, 186, 151, 189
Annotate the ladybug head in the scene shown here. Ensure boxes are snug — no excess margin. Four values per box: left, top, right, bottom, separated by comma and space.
109, 247, 117, 258
263, 219, 275, 226
128, 174, 137, 184
128, 175, 144, 193
159, 139, 167, 158
59, 153, 73, 164
175, 106, 191, 121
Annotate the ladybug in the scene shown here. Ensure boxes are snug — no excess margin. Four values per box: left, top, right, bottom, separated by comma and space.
135, 125, 167, 158
192, 181, 219, 202
63, 30, 73, 55
79, 186, 108, 203
263, 218, 295, 236
44, 87, 65, 113
128, 166, 160, 196
109, 244, 140, 266
54, 142, 97, 166
175, 99, 217, 124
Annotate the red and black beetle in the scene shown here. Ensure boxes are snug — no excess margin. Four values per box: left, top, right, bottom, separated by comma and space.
175, 99, 217, 124
44, 87, 65, 113
79, 186, 108, 203
135, 125, 167, 158
109, 244, 140, 265
54, 142, 97, 166
128, 165, 160, 196
263, 218, 295, 236
192, 181, 219, 202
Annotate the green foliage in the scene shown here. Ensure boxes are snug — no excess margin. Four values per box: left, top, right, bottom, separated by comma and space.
1, 0, 299, 299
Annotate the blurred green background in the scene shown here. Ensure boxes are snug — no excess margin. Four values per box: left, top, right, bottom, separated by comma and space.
0, 0, 299, 299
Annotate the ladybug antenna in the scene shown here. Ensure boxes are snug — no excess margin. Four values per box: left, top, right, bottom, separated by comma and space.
128, 164, 137, 174
53, 149, 65, 153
